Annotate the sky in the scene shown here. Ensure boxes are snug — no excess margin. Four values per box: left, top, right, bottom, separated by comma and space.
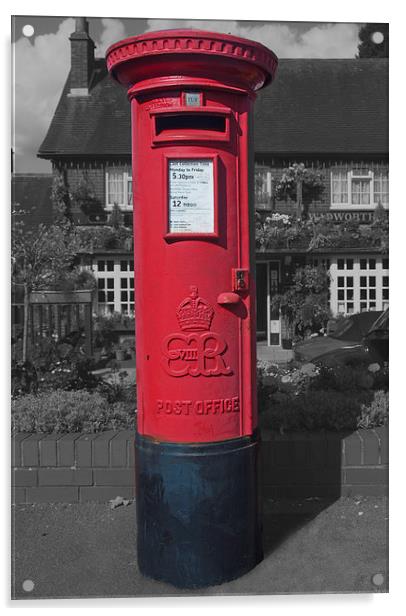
11, 15, 365, 173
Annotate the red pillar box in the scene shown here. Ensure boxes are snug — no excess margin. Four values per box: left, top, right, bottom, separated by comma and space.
106, 29, 277, 588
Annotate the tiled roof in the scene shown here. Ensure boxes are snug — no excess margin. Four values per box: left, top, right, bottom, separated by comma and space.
254, 58, 388, 155
11, 174, 54, 231
38, 59, 131, 159
38, 58, 388, 159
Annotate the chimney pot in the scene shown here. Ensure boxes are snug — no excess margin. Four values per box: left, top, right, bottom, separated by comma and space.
75, 17, 88, 33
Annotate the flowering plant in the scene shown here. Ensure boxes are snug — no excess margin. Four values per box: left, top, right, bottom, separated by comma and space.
273, 163, 324, 219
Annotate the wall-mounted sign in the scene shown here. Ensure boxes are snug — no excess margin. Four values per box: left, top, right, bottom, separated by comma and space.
168, 159, 214, 233
309, 211, 383, 224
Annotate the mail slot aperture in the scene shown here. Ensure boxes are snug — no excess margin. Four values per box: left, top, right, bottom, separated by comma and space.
156, 113, 226, 134
151, 107, 231, 144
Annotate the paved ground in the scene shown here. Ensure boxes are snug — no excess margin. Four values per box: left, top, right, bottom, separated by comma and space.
11, 496, 388, 599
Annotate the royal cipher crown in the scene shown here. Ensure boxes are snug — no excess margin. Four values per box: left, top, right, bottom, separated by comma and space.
176, 286, 214, 332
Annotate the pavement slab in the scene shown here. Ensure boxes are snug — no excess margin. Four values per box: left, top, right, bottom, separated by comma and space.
11, 496, 388, 599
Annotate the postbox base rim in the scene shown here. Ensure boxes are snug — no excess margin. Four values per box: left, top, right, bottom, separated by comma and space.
135, 431, 263, 589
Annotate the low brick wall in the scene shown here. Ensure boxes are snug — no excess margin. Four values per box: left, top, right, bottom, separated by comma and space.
11, 428, 388, 504
260, 427, 388, 499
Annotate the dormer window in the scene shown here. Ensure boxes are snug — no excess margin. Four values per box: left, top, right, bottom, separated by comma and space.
331, 168, 389, 209
105, 165, 133, 210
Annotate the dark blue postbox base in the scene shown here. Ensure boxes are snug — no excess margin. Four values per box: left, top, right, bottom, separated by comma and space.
135, 431, 263, 589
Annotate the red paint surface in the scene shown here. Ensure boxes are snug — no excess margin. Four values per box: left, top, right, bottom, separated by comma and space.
107, 29, 277, 443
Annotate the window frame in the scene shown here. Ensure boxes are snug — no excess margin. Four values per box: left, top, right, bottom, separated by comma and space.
93, 257, 135, 316
330, 168, 389, 210
373, 170, 389, 206
254, 164, 272, 210
330, 255, 389, 316
105, 166, 133, 211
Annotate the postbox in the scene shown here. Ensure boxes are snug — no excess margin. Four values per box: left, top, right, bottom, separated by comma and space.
106, 29, 277, 588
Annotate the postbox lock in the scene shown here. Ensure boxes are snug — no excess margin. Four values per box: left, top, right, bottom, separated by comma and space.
232, 268, 249, 292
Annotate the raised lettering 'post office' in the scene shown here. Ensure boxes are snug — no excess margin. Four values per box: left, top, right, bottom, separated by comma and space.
107, 29, 278, 588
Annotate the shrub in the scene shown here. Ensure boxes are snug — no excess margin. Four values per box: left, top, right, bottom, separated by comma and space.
12, 337, 101, 396
39, 356, 100, 392
11, 389, 135, 434
93, 313, 135, 352
11, 360, 39, 396
259, 389, 373, 433
309, 363, 380, 393
257, 360, 289, 408
257, 359, 319, 397
358, 390, 389, 429
371, 363, 389, 391
97, 370, 137, 406
270, 265, 331, 341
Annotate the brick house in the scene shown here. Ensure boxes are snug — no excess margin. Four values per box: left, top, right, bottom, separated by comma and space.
38, 18, 389, 352
252, 58, 388, 349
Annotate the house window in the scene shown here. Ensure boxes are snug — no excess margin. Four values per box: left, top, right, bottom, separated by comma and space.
337, 258, 353, 270
331, 256, 389, 315
94, 258, 134, 315
382, 258, 389, 311
120, 277, 135, 315
382, 275, 389, 310
331, 169, 389, 209
311, 258, 330, 269
374, 171, 389, 205
106, 166, 133, 210
255, 165, 272, 209
359, 275, 377, 312
98, 277, 115, 313
337, 275, 354, 314
351, 172, 371, 205
119, 259, 135, 315
331, 171, 348, 204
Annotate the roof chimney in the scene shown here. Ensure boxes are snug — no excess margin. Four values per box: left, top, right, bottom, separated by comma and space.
68, 17, 95, 96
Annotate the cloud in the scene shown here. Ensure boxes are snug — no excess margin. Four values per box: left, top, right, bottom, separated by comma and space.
296, 23, 360, 58
95, 18, 127, 57
144, 19, 360, 58
12, 17, 359, 172
13, 18, 75, 168
12, 17, 126, 172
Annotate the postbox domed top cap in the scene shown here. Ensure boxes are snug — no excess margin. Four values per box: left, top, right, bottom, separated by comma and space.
106, 29, 278, 94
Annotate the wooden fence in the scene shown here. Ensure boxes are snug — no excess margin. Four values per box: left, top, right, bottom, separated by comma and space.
12, 290, 94, 356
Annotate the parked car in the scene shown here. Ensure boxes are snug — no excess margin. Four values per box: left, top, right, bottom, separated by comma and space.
362, 309, 389, 362
295, 310, 388, 367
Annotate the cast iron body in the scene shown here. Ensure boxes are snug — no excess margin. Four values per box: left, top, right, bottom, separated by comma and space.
107, 29, 277, 588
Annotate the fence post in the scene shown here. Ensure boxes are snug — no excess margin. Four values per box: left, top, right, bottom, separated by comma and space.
38, 305, 43, 339
56, 305, 62, 341
66, 305, 71, 337
84, 303, 92, 356
29, 304, 34, 346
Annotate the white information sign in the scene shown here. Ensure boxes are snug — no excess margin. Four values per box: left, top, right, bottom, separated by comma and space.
168, 159, 214, 233
270, 320, 281, 334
